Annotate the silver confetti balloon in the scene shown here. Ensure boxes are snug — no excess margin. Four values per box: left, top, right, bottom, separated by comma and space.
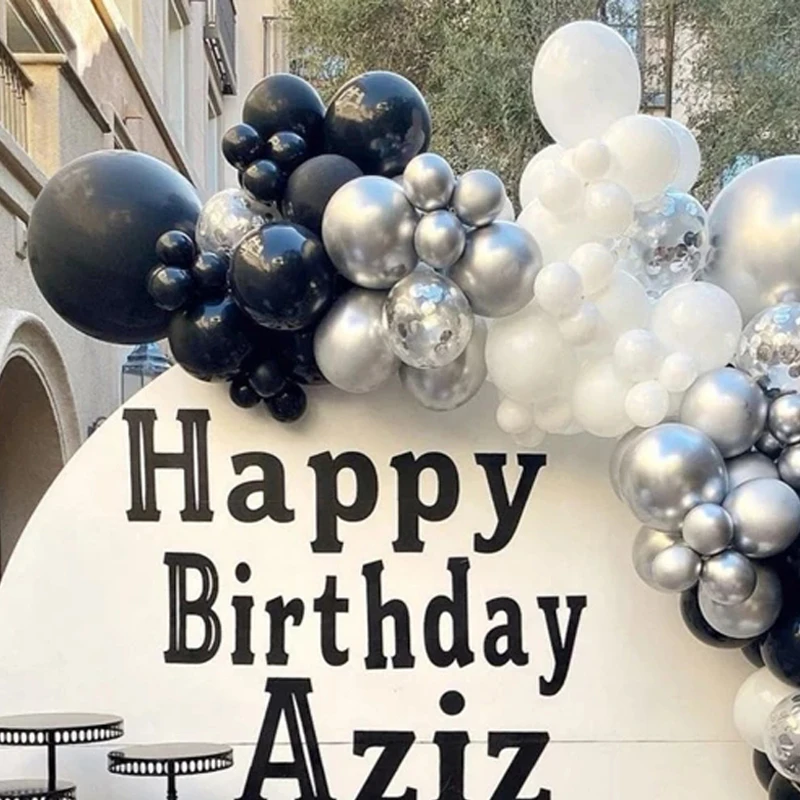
779, 444, 800, 490
681, 503, 733, 555
617, 190, 708, 300
619, 423, 728, 532
699, 563, 782, 638
757, 430, 785, 458
706, 156, 800, 322
313, 289, 399, 393
650, 543, 702, 592
610, 427, 646, 499
195, 188, 267, 257
322, 176, 418, 289
632, 526, 681, 589
725, 478, 800, 558
400, 318, 487, 411
383, 267, 474, 369
766, 693, 800, 782
450, 221, 541, 317
414, 210, 466, 271
452, 169, 506, 227
736, 303, 800, 393
770, 393, 800, 445
403, 153, 456, 211
679, 367, 768, 458
700, 550, 757, 606
726, 451, 779, 489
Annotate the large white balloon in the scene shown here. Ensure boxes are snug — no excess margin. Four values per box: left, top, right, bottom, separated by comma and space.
593, 269, 652, 344
518, 145, 564, 209
584, 180, 635, 237
532, 21, 641, 147
517, 200, 591, 263
662, 117, 702, 193
572, 357, 634, 437
734, 668, 795, 751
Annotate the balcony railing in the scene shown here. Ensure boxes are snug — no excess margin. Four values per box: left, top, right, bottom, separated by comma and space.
0, 39, 31, 150
263, 16, 289, 76
205, 0, 236, 95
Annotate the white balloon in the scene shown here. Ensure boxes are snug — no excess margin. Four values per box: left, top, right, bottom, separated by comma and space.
532, 21, 641, 146
519, 145, 565, 209
614, 329, 663, 381
594, 270, 652, 343
651, 282, 743, 372
517, 200, 591, 264
486, 308, 574, 404
534, 397, 573, 433
584, 180, 635, 237
573, 139, 611, 182
625, 380, 670, 427
662, 117, 702, 193
559, 301, 600, 346
538, 163, 584, 216
659, 352, 698, 393
534, 262, 583, 318
604, 115, 680, 203
734, 668, 795, 751
573, 357, 634, 437
569, 243, 616, 296
496, 397, 534, 435
513, 425, 547, 448
497, 194, 515, 221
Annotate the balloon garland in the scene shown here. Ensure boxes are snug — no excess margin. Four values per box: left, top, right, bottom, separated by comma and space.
22, 16, 800, 797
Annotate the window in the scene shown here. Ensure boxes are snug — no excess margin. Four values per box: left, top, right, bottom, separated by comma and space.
206, 89, 222, 194
4, 0, 57, 53
115, 0, 141, 47
165, 0, 187, 143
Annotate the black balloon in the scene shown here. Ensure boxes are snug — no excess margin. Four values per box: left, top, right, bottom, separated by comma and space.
275, 329, 327, 385
680, 588, 757, 649
266, 381, 307, 423
249, 359, 286, 398
744, 639, 766, 668
28, 150, 201, 343
770, 775, 800, 799
229, 377, 261, 409
192, 252, 229, 295
156, 230, 196, 267
282, 154, 363, 236
323, 71, 432, 176
242, 74, 325, 150
242, 159, 287, 205
230, 222, 334, 330
762, 598, 800, 686
267, 131, 308, 173
168, 297, 253, 381
147, 266, 194, 311
222, 123, 266, 171
755, 750, 777, 791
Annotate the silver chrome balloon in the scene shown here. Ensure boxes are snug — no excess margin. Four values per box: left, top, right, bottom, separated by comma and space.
769, 393, 800, 445
650, 543, 702, 592
322, 176, 418, 290
679, 367, 768, 458
195, 188, 267, 257
632, 526, 681, 589
450, 221, 541, 318
756, 429, 784, 458
452, 169, 506, 227
725, 477, 800, 558
706, 156, 800, 322
681, 503, 734, 555
400, 318, 487, 411
313, 288, 398, 393
619, 423, 728, 532
383, 267, 474, 369
414, 210, 466, 271
403, 153, 456, 211
736, 303, 800, 394
726, 451, 779, 490
700, 550, 757, 606
699, 564, 782, 638
610, 427, 646, 500
765, 693, 800, 783
779, 444, 800, 490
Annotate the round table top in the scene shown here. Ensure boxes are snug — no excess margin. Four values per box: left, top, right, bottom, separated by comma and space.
0, 713, 123, 746
0, 779, 76, 800
108, 742, 233, 777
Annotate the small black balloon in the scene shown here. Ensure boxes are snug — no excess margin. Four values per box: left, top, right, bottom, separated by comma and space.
770, 775, 800, 799
274, 329, 327, 385
324, 71, 432, 177
755, 750, 777, 791
249, 359, 286, 398
744, 639, 766, 668
222, 123, 266, 171
762, 599, 800, 687
267, 131, 308, 173
229, 377, 261, 409
680, 588, 757, 649
147, 266, 194, 311
192, 252, 229, 295
243, 74, 325, 150
242, 159, 287, 205
156, 230, 196, 268
168, 297, 254, 381
230, 222, 334, 331
266, 381, 307, 423
282, 154, 363, 236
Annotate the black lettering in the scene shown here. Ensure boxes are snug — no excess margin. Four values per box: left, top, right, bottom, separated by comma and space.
265, 597, 305, 666
232, 562, 254, 665
433, 730, 469, 800
353, 731, 416, 800
363, 560, 415, 669
488, 732, 550, 800
228, 452, 295, 523
484, 598, 529, 667
313, 576, 349, 666
424, 557, 474, 668
538, 596, 588, 696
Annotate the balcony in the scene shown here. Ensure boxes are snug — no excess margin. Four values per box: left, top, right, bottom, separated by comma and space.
204, 0, 237, 95
0, 39, 31, 150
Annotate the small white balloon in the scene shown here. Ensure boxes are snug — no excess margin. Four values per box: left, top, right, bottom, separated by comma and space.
659, 352, 698, 393
584, 180, 635, 236
614, 329, 663, 381
498, 194, 515, 221
625, 380, 670, 428
572, 357, 634, 437
533, 397, 573, 433
594, 270, 652, 344
534, 261, 583, 318
538, 163, 584, 216
497, 397, 534, 435
558, 301, 600, 345
573, 138, 611, 181
513, 424, 547, 448
569, 242, 616, 297
519, 145, 565, 209
517, 199, 591, 264
662, 117, 702, 193
734, 668, 795, 751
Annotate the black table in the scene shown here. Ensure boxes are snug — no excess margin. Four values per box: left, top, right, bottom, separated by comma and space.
108, 742, 233, 799
0, 713, 124, 792
0, 779, 76, 799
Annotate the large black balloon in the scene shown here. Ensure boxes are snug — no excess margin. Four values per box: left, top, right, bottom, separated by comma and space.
755, 750, 777, 791
242, 74, 325, 151
282, 154, 363, 236
28, 150, 201, 344
230, 222, 334, 330
762, 597, 800, 686
680, 588, 756, 649
168, 297, 253, 381
770, 775, 800, 799
324, 71, 432, 177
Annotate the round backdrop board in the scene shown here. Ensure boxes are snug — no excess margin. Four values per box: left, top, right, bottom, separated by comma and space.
0, 368, 760, 798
